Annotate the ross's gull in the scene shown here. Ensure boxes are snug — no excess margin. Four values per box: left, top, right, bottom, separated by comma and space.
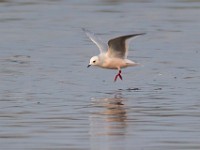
83, 28, 145, 82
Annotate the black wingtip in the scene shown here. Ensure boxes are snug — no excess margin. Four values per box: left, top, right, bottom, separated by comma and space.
135, 33, 146, 36
82, 27, 86, 31
82, 28, 91, 33
82, 28, 86, 32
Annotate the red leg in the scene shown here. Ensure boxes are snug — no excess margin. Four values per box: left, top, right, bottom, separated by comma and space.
114, 70, 123, 82
119, 73, 123, 80
114, 75, 118, 82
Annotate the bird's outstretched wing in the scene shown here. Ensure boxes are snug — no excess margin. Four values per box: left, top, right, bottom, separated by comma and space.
107, 33, 145, 58
82, 28, 108, 53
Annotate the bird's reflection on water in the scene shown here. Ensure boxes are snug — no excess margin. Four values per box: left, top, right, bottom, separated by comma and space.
89, 91, 127, 137
89, 91, 130, 149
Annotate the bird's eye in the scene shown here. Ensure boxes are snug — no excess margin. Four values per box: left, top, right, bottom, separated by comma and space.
93, 60, 96, 63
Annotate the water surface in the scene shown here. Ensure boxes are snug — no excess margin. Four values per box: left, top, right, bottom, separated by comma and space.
0, 0, 200, 149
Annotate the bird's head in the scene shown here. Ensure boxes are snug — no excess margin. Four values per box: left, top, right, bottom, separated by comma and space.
87, 56, 100, 68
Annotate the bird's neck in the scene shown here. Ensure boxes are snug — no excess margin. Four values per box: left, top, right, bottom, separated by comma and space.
98, 53, 106, 66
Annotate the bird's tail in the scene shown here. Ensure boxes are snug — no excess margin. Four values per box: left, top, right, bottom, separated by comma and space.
125, 59, 139, 66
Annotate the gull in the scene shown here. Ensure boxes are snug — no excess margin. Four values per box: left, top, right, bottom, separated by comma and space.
83, 28, 145, 82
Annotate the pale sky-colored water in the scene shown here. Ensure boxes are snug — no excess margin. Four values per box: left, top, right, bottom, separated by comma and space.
0, 0, 200, 149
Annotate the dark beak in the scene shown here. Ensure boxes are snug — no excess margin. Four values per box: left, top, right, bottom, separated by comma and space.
87, 64, 91, 68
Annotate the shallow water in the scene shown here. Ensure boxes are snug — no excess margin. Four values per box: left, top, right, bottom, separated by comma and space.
0, 0, 200, 149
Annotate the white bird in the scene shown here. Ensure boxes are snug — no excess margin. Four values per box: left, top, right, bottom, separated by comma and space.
83, 28, 145, 82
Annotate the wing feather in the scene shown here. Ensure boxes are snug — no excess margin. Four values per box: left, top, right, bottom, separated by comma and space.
107, 33, 145, 58
82, 28, 107, 53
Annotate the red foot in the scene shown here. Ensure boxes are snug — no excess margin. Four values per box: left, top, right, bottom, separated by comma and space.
114, 70, 123, 82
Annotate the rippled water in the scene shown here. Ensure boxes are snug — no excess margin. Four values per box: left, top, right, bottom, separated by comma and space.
0, 0, 200, 149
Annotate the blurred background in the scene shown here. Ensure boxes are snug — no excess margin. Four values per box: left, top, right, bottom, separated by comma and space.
0, 0, 200, 150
